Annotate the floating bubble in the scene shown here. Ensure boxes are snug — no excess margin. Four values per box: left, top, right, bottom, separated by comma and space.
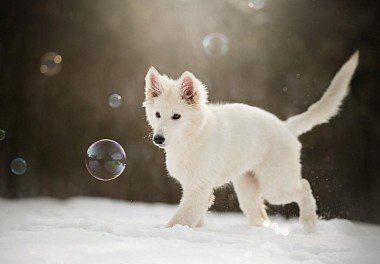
85, 139, 126, 181
262, 219, 271, 228
40, 52, 62, 76
11, 158, 27, 175
282, 86, 288, 92
281, 228, 290, 236
274, 226, 282, 234
0, 129, 5, 140
109, 94, 122, 108
248, 0, 266, 10
270, 222, 278, 230
202, 33, 229, 57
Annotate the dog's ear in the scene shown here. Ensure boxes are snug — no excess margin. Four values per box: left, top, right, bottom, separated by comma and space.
181, 74, 195, 101
179, 71, 208, 105
145, 67, 163, 100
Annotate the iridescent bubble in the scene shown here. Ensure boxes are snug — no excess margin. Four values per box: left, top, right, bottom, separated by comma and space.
0, 129, 5, 140
262, 219, 271, 228
274, 226, 282, 234
11, 158, 27, 175
202, 33, 229, 57
40, 52, 62, 76
282, 228, 290, 236
248, 0, 266, 10
270, 222, 278, 230
85, 139, 126, 181
109, 94, 122, 108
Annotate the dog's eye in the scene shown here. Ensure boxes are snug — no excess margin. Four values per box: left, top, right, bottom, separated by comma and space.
155, 112, 160, 118
172, 114, 181, 120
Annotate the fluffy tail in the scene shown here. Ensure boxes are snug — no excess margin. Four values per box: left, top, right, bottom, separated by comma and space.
285, 51, 359, 136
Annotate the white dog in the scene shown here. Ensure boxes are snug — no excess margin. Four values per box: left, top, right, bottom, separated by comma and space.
143, 52, 359, 231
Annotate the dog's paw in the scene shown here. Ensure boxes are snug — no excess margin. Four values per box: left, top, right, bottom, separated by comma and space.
166, 222, 185, 228
166, 220, 181, 228
301, 214, 318, 232
195, 217, 205, 228
166, 222, 175, 228
249, 216, 267, 227
166, 218, 193, 228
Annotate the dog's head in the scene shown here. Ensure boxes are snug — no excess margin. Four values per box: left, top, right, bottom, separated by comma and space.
143, 67, 208, 149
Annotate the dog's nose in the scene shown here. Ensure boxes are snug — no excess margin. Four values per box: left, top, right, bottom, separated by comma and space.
153, 135, 165, 145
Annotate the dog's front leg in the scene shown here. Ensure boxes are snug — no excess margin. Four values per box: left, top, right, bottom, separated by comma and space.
167, 187, 213, 228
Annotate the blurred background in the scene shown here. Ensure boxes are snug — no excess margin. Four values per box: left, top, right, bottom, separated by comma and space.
0, 0, 379, 224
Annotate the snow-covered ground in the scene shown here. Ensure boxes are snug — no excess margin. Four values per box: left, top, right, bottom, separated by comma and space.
0, 198, 379, 264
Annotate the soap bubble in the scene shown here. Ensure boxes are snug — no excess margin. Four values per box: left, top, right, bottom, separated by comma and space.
270, 222, 278, 230
85, 139, 126, 181
40, 52, 62, 76
202, 33, 229, 57
248, 0, 266, 10
109, 94, 122, 108
281, 228, 290, 236
262, 219, 271, 228
11, 158, 27, 175
0, 129, 5, 140
274, 226, 282, 234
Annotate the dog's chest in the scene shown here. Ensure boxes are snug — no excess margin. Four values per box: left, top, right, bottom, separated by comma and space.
165, 150, 194, 183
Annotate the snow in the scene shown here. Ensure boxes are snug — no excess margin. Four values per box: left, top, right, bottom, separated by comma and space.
0, 198, 379, 264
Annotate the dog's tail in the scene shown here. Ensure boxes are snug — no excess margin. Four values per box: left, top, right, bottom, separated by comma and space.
285, 51, 359, 137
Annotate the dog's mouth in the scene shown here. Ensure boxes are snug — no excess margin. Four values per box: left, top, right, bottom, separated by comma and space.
153, 142, 166, 149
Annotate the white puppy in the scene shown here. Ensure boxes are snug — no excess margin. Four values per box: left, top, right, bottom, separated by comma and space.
143, 52, 359, 231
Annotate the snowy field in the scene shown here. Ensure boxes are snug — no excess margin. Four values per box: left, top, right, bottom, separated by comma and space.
0, 198, 379, 264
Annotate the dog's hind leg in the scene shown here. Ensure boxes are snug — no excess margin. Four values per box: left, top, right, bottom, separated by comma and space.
233, 172, 267, 226
259, 155, 318, 231
295, 179, 318, 231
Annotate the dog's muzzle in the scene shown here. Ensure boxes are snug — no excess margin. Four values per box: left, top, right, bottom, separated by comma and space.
153, 134, 165, 147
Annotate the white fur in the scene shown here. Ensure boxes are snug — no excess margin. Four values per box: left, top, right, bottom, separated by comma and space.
143, 52, 359, 231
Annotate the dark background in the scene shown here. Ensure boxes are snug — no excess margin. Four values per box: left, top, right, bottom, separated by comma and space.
1, 0, 379, 224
